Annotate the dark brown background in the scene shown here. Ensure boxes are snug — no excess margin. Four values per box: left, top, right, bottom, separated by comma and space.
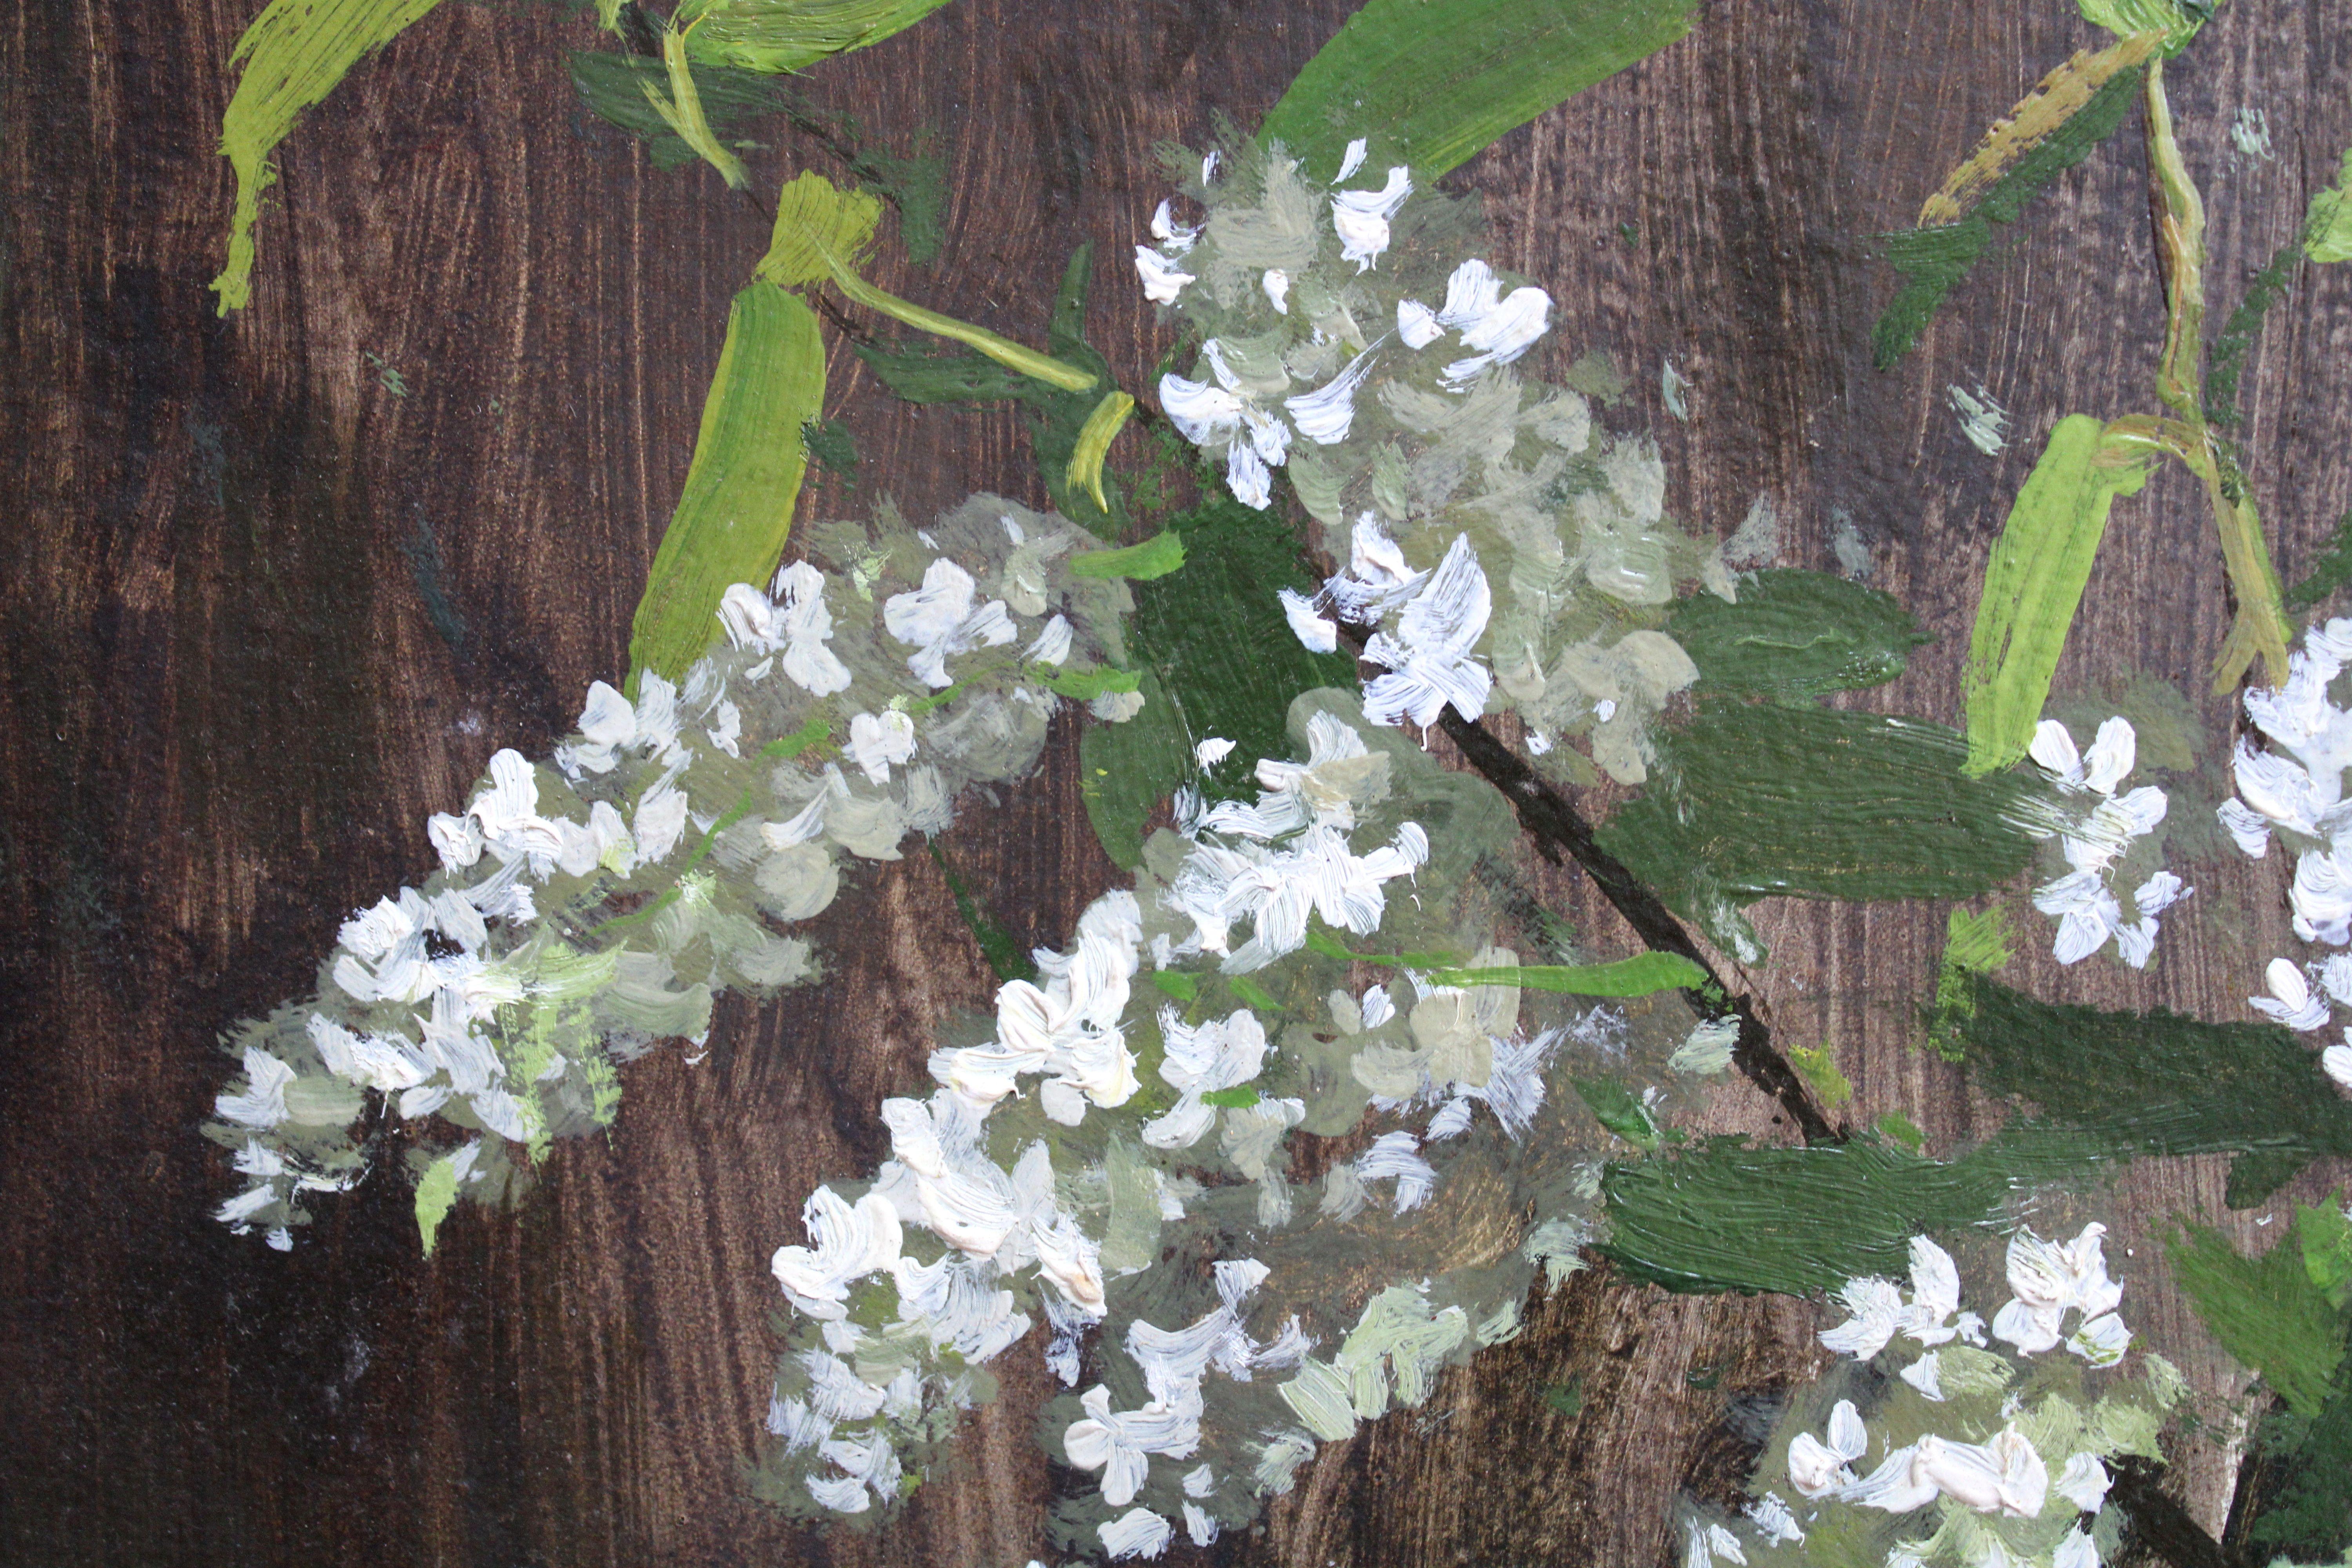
5, 0, 2350, 1562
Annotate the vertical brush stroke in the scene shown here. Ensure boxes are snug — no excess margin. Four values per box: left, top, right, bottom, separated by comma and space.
1259, 0, 1698, 181
627, 281, 825, 688
210, 0, 448, 313
1961, 414, 2149, 776
641, 25, 748, 188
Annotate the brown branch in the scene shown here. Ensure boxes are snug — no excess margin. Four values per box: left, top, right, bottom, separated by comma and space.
1428, 704, 1840, 1146
1323, 621, 1836, 1143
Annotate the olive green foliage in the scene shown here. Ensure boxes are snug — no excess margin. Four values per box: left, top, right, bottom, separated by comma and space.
1261, 0, 1699, 181
2167, 1216, 2347, 1419
1600, 1137, 2029, 1296
1667, 568, 1928, 700
1597, 706, 2046, 960
1080, 501, 1360, 868
1945, 976, 2352, 1205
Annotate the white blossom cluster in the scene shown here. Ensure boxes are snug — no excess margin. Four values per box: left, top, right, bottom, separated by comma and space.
2221, 616, 2352, 1090
206, 495, 1152, 1247
2022, 717, 2189, 970
751, 690, 1699, 1556
1134, 133, 1729, 783
1688, 1225, 2181, 1568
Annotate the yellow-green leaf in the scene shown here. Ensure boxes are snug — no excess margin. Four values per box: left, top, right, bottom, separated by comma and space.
414, 1148, 462, 1256
679, 0, 953, 76
628, 282, 826, 688
1066, 391, 1136, 511
756, 169, 884, 287
639, 25, 748, 189
2305, 145, 2352, 264
211, 0, 448, 314
1962, 414, 2150, 775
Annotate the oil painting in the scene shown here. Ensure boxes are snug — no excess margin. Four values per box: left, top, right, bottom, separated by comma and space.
5, 0, 2352, 1564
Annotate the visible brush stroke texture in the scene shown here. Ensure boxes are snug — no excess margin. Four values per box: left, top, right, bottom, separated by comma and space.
677, 0, 953, 75
644, 24, 749, 187
1915, 33, 2165, 227
210, 0, 448, 313
1873, 65, 2146, 367
1666, 568, 1927, 700
1962, 415, 2149, 776
1946, 976, 2352, 1205
1599, 1138, 2034, 1297
2307, 145, 2352, 264
569, 51, 790, 171
860, 247, 1125, 531
1599, 706, 2043, 958
2204, 238, 2303, 432
1081, 505, 1358, 868
2284, 512, 2352, 612
1423, 954, 1704, 996
2167, 1219, 2346, 1421
628, 282, 826, 687
1259, 0, 1698, 181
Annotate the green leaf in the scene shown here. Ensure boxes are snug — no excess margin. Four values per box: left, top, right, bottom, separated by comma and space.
1872, 63, 2145, 367
2078, 0, 2216, 54
1944, 975, 2352, 1200
1601, 1137, 2028, 1295
1200, 1086, 1261, 1109
414, 1148, 463, 1256
627, 282, 826, 688
1667, 569, 1929, 701
1421, 953, 1704, 997
1598, 705, 2044, 959
210, 0, 449, 313
568, 50, 791, 171
1078, 499, 1361, 867
1261, 0, 1698, 182
756, 169, 884, 287
1961, 415, 2151, 775
1573, 1076, 1660, 1150
2301, 1202, 2352, 1309
679, 0, 954, 75
2306, 145, 2352, 264
1068, 530, 1184, 582
2166, 1222, 2346, 1419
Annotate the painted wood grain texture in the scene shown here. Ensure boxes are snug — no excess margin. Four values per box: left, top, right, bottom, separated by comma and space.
2, 0, 2349, 1563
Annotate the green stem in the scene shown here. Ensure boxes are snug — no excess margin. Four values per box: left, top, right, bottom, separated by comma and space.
2143, 60, 2291, 690
823, 257, 1097, 392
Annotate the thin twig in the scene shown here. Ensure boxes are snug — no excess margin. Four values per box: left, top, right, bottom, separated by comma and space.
1328, 625, 1838, 1143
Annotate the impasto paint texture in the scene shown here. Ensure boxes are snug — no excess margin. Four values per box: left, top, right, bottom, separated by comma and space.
11, 1, 2352, 1566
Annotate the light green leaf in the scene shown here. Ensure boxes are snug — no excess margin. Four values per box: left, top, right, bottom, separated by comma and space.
1068, 530, 1184, 582
1261, 0, 1698, 181
756, 169, 884, 288
1962, 414, 2150, 775
2077, 0, 2216, 55
1422, 953, 1704, 997
628, 282, 826, 688
211, 0, 448, 314
2305, 145, 2352, 264
414, 1149, 462, 1256
680, 0, 953, 76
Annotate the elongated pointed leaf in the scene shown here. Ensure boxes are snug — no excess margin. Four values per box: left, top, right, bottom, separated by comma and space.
628, 282, 825, 688
680, 0, 953, 75
1962, 414, 2150, 775
211, 0, 448, 313
1261, 0, 1698, 181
